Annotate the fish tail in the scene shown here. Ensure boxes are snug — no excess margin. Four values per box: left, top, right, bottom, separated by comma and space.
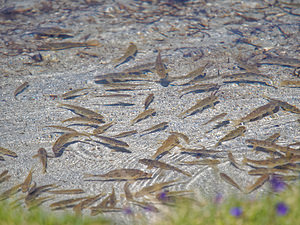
242, 157, 247, 165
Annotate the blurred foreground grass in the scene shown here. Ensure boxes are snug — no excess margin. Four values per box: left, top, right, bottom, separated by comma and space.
0, 179, 299, 225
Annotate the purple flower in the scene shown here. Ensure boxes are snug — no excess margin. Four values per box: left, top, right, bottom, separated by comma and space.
214, 193, 223, 204
276, 202, 289, 216
122, 207, 133, 215
230, 207, 243, 217
270, 176, 286, 192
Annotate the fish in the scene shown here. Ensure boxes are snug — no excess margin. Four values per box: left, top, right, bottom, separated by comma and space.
263, 96, 300, 114
93, 135, 129, 148
258, 56, 300, 67
179, 159, 221, 165
215, 126, 246, 147
103, 83, 146, 89
61, 88, 89, 100
0, 147, 17, 157
94, 72, 149, 83
233, 100, 280, 125
25, 184, 57, 202
73, 193, 105, 215
50, 197, 87, 209
205, 120, 230, 134
32, 148, 48, 174
179, 83, 220, 98
219, 172, 243, 192
112, 130, 137, 138
96, 94, 132, 98
0, 173, 10, 184
178, 93, 219, 118
155, 50, 167, 79
151, 134, 180, 160
242, 156, 292, 168
132, 201, 159, 213
134, 179, 180, 198
221, 72, 272, 81
14, 81, 29, 99
84, 169, 152, 180
131, 108, 156, 125
235, 56, 260, 73
203, 113, 227, 125
246, 139, 300, 155
62, 116, 105, 125
93, 121, 115, 135
245, 174, 269, 194
38, 40, 101, 51
102, 102, 135, 107
21, 168, 34, 193
27, 196, 55, 210
59, 103, 104, 120
228, 151, 244, 170
170, 131, 190, 144
248, 168, 290, 176
173, 63, 208, 80
45, 125, 78, 133
48, 189, 85, 194
141, 122, 168, 135
113, 42, 137, 67
139, 158, 191, 177
144, 93, 154, 110
0, 184, 22, 201
29, 27, 73, 39
0, 170, 9, 180
52, 132, 91, 157
279, 80, 300, 88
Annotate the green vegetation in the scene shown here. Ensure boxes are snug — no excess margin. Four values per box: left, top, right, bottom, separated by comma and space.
0, 179, 299, 225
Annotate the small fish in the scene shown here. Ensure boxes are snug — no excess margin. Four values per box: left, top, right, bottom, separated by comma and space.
62, 116, 105, 125
131, 108, 156, 125
248, 168, 290, 176
84, 169, 152, 180
61, 88, 88, 100
95, 72, 149, 83
144, 93, 154, 110
173, 63, 208, 80
219, 172, 243, 192
93, 135, 129, 148
151, 134, 180, 160
228, 151, 244, 170
215, 126, 246, 147
0, 184, 22, 201
59, 103, 104, 120
221, 72, 271, 81
258, 56, 300, 68
132, 201, 159, 213
263, 96, 300, 114
112, 130, 137, 138
32, 148, 47, 174
170, 131, 190, 144
141, 122, 168, 135
25, 183, 57, 202
179, 159, 221, 165
102, 102, 135, 107
0, 173, 10, 184
21, 168, 34, 193
139, 158, 191, 177
179, 83, 220, 98
38, 40, 101, 51
233, 100, 280, 125
96, 94, 132, 98
155, 50, 167, 79
178, 93, 219, 118
93, 121, 115, 135
27, 196, 55, 210
29, 27, 73, 39
50, 197, 87, 209
279, 80, 300, 88
205, 120, 230, 134
52, 132, 90, 157
0, 170, 9, 180
14, 81, 29, 99
246, 139, 300, 155
203, 113, 227, 125
0, 147, 17, 157
245, 174, 269, 194
73, 193, 104, 215
113, 42, 137, 67
242, 156, 291, 168
45, 125, 78, 133
48, 189, 85, 194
